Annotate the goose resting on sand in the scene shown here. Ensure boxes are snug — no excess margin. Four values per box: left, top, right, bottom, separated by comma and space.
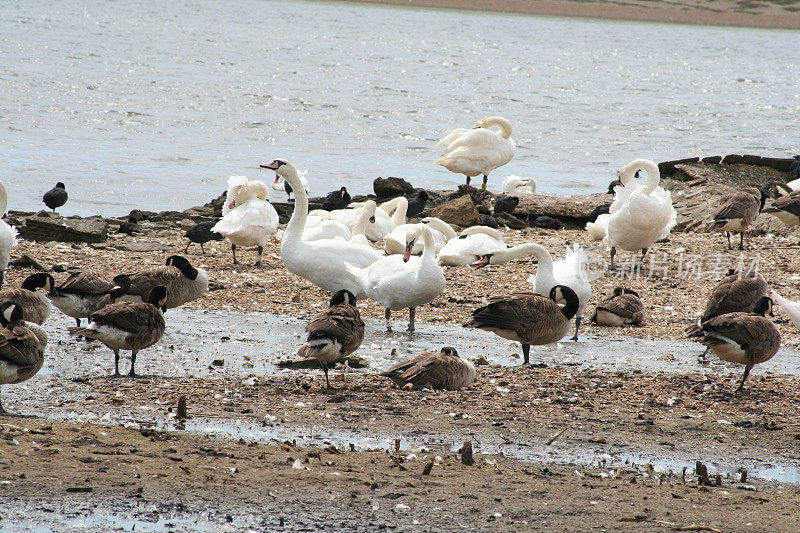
0, 302, 46, 415
381, 347, 476, 390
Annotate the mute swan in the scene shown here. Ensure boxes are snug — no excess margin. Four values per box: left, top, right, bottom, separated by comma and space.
501, 176, 536, 195
585, 165, 638, 241
0, 302, 46, 415
378, 197, 409, 226
384, 216, 455, 256
271, 168, 309, 201
686, 296, 779, 392
0, 181, 18, 289
381, 347, 476, 390
212, 175, 280, 265
346, 224, 446, 333
472, 242, 591, 340
69, 286, 167, 377
707, 186, 769, 250
771, 290, 800, 331
330, 201, 395, 242
466, 285, 579, 365
264, 159, 382, 299
43, 182, 68, 212
298, 289, 364, 389
437, 226, 507, 266
436, 116, 515, 190
605, 159, 677, 269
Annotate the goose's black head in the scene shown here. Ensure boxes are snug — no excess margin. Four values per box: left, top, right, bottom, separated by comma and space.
612, 286, 639, 298
21, 272, 55, 293
0, 301, 23, 328
440, 346, 459, 358
330, 289, 356, 307
144, 286, 169, 312
110, 275, 131, 299
166, 255, 199, 280
753, 296, 774, 318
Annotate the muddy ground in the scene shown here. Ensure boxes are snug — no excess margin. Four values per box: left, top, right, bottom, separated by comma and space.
3, 219, 800, 530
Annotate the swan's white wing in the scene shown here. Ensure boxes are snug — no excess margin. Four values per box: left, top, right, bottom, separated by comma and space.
437, 234, 507, 266
586, 213, 610, 241
771, 290, 800, 331
437, 128, 470, 149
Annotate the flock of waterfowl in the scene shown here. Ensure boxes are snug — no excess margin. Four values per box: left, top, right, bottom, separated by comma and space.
1, 117, 800, 414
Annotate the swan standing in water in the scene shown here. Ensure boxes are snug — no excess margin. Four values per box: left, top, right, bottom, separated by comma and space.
437, 226, 507, 266
263, 159, 382, 299
605, 159, 677, 269
435, 116, 515, 190
346, 224, 445, 333
212, 176, 279, 266
472, 243, 591, 340
0, 181, 18, 290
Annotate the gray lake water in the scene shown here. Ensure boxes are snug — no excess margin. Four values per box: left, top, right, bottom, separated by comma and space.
2, 0, 799, 216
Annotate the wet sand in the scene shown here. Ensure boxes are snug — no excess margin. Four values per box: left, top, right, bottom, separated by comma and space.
3, 217, 800, 530
347, 0, 800, 29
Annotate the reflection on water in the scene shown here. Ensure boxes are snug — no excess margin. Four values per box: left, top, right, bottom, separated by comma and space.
2, 0, 798, 215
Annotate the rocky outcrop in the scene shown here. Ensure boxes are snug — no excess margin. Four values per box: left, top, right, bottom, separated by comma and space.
431, 195, 482, 227
373, 177, 414, 198
18, 216, 108, 243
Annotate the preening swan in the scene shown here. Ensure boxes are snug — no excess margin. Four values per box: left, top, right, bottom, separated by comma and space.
436, 116, 515, 190
585, 169, 636, 241
346, 224, 446, 333
212, 175, 280, 265
501, 176, 536, 195
264, 159, 382, 299
437, 226, 507, 266
472, 242, 591, 340
0, 181, 18, 289
384, 216, 455, 256
605, 159, 677, 269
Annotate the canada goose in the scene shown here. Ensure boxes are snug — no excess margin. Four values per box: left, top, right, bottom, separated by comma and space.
706, 186, 770, 250
0, 273, 54, 325
117, 217, 143, 235
381, 347, 476, 390
42, 182, 68, 212
120, 255, 208, 309
465, 285, 579, 365
184, 220, 225, 253
436, 116, 515, 190
298, 290, 364, 389
762, 189, 800, 226
265, 159, 382, 299
0, 180, 18, 290
406, 190, 429, 218
69, 286, 167, 377
346, 224, 446, 333
48, 272, 130, 327
321, 187, 351, 211
472, 243, 591, 341
494, 195, 519, 215
592, 287, 645, 326
0, 302, 46, 415
686, 296, 779, 392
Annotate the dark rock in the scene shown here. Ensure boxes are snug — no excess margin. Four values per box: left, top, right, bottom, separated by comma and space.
455, 185, 495, 211
701, 155, 722, 164
494, 196, 519, 215
480, 214, 499, 228
530, 215, 563, 230
181, 206, 216, 219
658, 157, 700, 176
430, 195, 481, 227
19, 217, 107, 243
128, 209, 159, 222
373, 177, 414, 198
588, 203, 611, 221
117, 218, 143, 235
513, 193, 611, 227
495, 212, 527, 230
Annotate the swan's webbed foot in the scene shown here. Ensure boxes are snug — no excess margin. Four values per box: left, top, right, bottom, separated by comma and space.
521, 344, 530, 365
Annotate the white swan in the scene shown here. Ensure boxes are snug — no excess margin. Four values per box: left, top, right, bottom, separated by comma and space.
585, 168, 637, 241
473, 242, 591, 340
263, 159, 382, 299
330, 202, 395, 242
0, 181, 18, 289
378, 197, 409, 226
771, 290, 800, 331
212, 176, 280, 266
501, 176, 536, 195
346, 224, 445, 333
384, 216, 456, 256
605, 159, 677, 269
438, 226, 507, 266
436, 116, 516, 190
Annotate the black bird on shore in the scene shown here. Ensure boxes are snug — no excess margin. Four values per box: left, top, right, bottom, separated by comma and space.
530, 215, 563, 230
790, 155, 800, 182
494, 195, 519, 215
117, 217, 143, 235
42, 182, 68, 212
184, 220, 224, 254
321, 187, 351, 211
406, 190, 429, 218
480, 214, 499, 228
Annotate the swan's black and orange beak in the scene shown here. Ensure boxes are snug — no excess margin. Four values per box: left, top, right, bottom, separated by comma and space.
260, 161, 281, 170
403, 243, 413, 262
369, 216, 376, 223
273, 176, 280, 184
471, 255, 491, 269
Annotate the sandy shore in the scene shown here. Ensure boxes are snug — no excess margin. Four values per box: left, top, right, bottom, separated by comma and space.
345, 0, 800, 29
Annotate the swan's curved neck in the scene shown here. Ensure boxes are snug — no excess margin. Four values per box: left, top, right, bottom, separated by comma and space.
628, 159, 660, 195
494, 243, 553, 268
0, 181, 7, 216
484, 117, 512, 139
352, 203, 375, 236
281, 164, 307, 239
419, 226, 437, 264
390, 197, 408, 226
423, 217, 457, 241
462, 226, 502, 240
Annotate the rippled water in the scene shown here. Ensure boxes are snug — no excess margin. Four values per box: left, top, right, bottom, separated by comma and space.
2, 0, 798, 216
